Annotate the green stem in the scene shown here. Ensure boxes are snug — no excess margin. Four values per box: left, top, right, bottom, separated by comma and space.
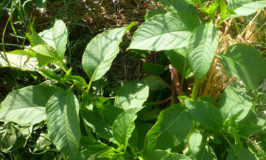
252, 91, 259, 111
192, 77, 200, 100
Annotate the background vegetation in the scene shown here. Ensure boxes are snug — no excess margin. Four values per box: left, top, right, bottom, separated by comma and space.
0, 0, 265, 160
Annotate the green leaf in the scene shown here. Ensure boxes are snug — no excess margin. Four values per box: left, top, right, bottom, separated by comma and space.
227, 0, 251, 10
33, 133, 52, 152
185, 100, 223, 131
46, 90, 80, 157
143, 62, 166, 75
38, 68, 63, 81
30, 44, 59, 66
144, 8, 166, 20
229, 1, 266, 18
80, 142, 110, 160
82, 105, 122, 142
82, 27, 126, 81
219, 44, 266, 89
144, 104, 192, 151
39, 19, 68, 58
113, 108, 138, 147
115, 81, 149, 110
26, 28, 47, 46
159, 0, 197, 16
227, 143, 256, 160
128, 12, 199, 51
165, 47, 192, 78
189, 132, 217, 160
219, 0, 235, 20
189, 132, 203, 155
0, 85, 63, 126
143, 149, 192, 160
0, 123, 32, 153
8, 49, 36, 57
237, 111, 265, 137
70, 75, 87, 88
218, 87, 252, 122
188, 23, 219, 80
141, 75, 169, 90
129, 122, 153, 150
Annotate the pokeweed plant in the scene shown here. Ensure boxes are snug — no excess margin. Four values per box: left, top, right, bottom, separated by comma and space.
0, 0, 266, 159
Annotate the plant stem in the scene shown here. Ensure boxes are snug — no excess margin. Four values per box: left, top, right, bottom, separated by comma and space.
192, 77, 200, 100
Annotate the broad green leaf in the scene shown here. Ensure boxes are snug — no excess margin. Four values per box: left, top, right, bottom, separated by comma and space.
0, 85, 63, 126
82, 27, 126, 81
188, 23, 219, 80
218, 87, 252, 122
144, 8, 166, 20
39, 19, 68, 58
115, 81, 149, 110
0, 123, 32, 153
144, 104, 192, 151
8, 49, 36, 57
113, 108, 138, 147
159, 0, 197, 16
141, 75, 168, 90
237, 111, 265, 137
70, 75, 87, 88
189, 132, 203, 155
82, 105, 122, 142
219, 44, 266, 89
185, 100, 223, 131
46, 90, 80, 157
26, 28, 46, 46
227, 0, 251, 10
227, 143, 256, 160
229, 1, 266, 18
143, 149, 192, 160
128, 12, 199, 51
30, 44, 58, 66
143, 62, 166, 75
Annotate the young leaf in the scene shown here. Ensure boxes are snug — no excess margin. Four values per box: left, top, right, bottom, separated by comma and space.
0, 85, 63, 126
229, 1, 266, 18
80, 142, 110, 160
113, 108, 138, 148
219, 44, 266, 89
39, 19, 68, 58
8, 49, 36, 57
144, 104, 193, 151
188, 23, 219, 80
114, 81, 149, 110
128, 12, 199, 51
218, 87, 252, 122
46, 90, 81, 157
185, 100, 223, 131
143, 149, 192, 160
82, 27, 126, 81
